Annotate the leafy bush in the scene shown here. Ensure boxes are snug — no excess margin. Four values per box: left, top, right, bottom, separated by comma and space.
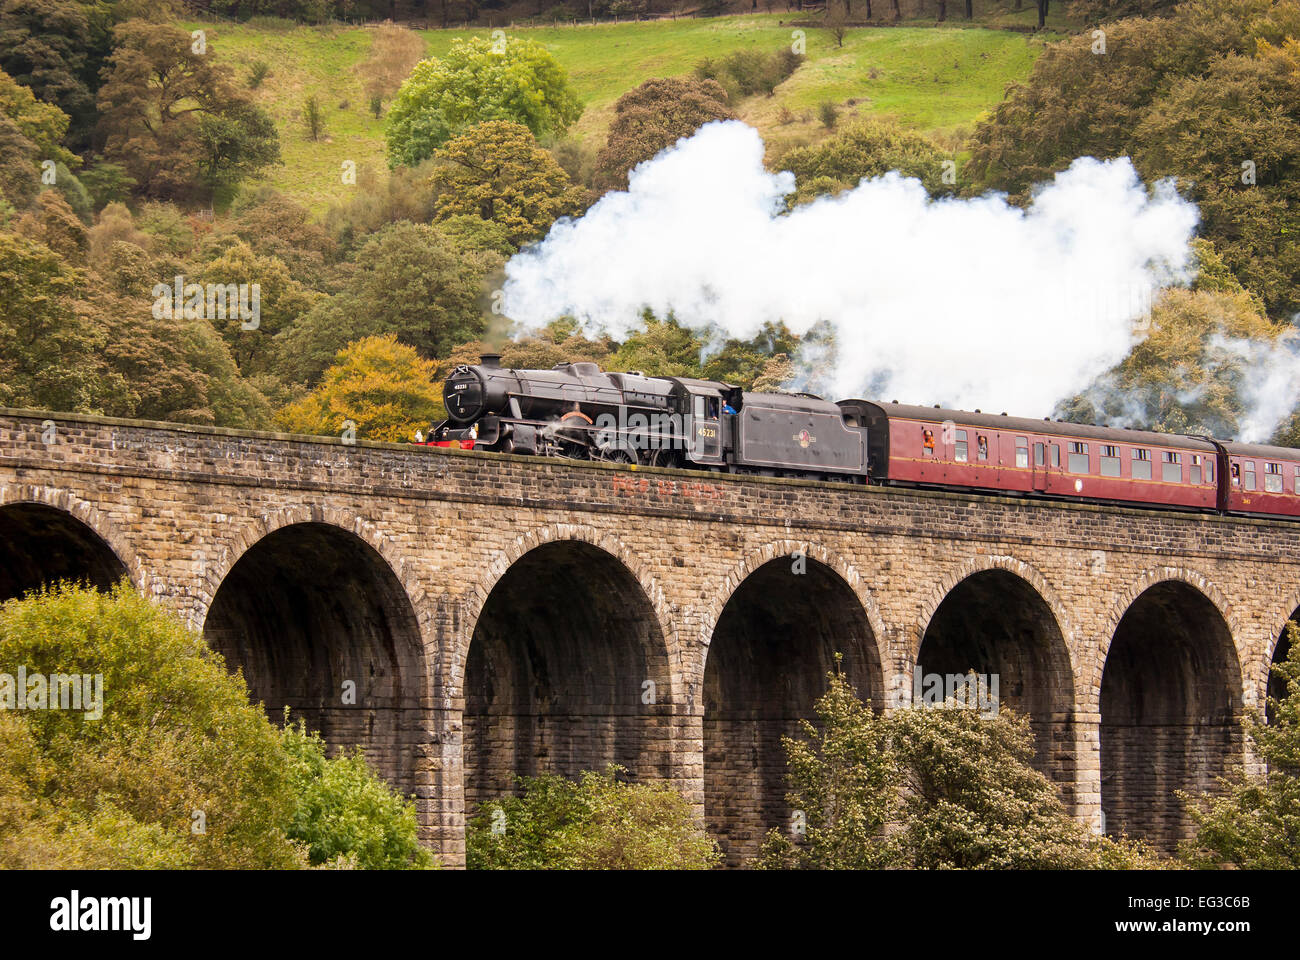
282, 715, 434, 869
468, 765, 720, 869
0, 582, 302, 868
1180, 622, 1300, 868
0, 583, 437, 869
248, 60, 271, 88
818, 100, 839, 130
780, 119, 955, 202
694, 47, 803, 100
755, 661, 1164, 869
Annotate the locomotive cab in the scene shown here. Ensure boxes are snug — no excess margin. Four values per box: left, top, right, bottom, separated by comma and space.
667, 379, 727, 466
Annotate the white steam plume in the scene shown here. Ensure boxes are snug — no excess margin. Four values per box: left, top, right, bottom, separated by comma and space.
502, 120, 1200, 417
1216, 335, 1300, 442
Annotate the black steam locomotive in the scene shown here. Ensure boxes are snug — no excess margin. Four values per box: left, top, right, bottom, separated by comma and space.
426, 354, 868, 481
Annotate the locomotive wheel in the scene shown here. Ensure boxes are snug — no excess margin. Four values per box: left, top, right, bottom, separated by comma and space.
650, 449, 682, 470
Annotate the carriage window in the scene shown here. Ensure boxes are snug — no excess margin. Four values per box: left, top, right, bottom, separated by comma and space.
1162, 451, 1182, 483
977, 434, 989, 461
1131, 448, 1152, 480
1190, 454, 1203, 485
1068, 441, 1089, 474
1033, 443, 1044, 466
954, 429, 968, 463
1016, 437, 1029, 468
1051, 444, 1061, 468
1100, 444, 1121, 477
1265, 462, 1284, 493
922, 427, 935, 456
1244, 460, 1256, 490
1295, 467, 1300, 495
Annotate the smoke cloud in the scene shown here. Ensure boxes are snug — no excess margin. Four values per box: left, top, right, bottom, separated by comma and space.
502, 120, 1201, 418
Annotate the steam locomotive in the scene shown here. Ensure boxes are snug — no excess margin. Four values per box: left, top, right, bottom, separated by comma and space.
425, 354, 1300, 520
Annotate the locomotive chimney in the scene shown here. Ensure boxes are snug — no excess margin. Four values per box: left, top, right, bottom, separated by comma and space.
479, 352, 502, 369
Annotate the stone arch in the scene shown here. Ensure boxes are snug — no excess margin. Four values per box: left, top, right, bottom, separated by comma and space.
194, 503, 431, 632
1088, 566, 1239, 708
700, 539, 889, 672
201, 507, 432, 809
0, 484, 142, 600
912, 554, 1076, 669
456, 522, 680, 695
1265, 588, 1300, 721
913, 554, 1078, 803
458, 523, 681, 818
1097, 569, 1243, 851
701, 539, 886, 866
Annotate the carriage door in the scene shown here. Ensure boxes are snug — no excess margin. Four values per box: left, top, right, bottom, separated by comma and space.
690, 394, 722, 462
1032, 441, 1049, 492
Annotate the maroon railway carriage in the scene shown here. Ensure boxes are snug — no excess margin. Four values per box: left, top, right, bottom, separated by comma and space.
838, 401, 1222, 512
1222, 441, 1300, 519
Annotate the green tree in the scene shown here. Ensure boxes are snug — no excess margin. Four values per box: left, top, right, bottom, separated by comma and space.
275, 334, 443, 443
0, 582, 302, 869
756, 666, 1162, 869
281, 715, 434, 869
0, 228, 130, 414
194, 236, 321, 376
0, 582, 438, 869
97, 21, 280, 201
0, 65, 75, 165
467, 764, 720, 869
1130, 38, 1300, 318
609, 311, 706, 377
385, 36, 582, 168
753, 663, 898, 869
966, 0, 1300, 199
430, 120, 586, 249
277, 221, 496, 385
1180, 623, 1300, 868
86, 239, 274, 428
592, 76, 734, 192
0, 0, 96, 147
701, 320, 800, 389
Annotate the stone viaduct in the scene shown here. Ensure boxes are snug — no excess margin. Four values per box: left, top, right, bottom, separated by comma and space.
1, 408, 1297, 866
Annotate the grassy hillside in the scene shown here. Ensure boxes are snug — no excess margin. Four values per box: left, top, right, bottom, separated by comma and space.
187, 15, 1050, 212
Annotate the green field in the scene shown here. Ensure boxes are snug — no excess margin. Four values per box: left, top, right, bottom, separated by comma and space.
186, 15, 1050, 213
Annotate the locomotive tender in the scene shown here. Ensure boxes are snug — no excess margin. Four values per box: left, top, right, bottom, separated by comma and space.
427, 354, 1300, 520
